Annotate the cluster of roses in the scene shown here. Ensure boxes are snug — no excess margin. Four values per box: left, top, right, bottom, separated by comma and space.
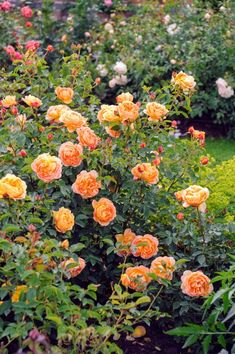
0, 72, 213, 299
117, 229, 213, 297
4, 38, 40, 62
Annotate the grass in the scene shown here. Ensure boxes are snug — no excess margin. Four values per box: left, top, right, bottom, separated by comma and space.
205, 137, 235, 163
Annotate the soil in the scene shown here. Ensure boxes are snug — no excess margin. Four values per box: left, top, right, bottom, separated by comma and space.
117, 324, 188, 354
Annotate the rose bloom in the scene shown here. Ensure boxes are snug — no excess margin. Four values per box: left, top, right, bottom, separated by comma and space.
21, 6, 33, 18
200, 156, 209, 165
114, 61, 127, 75
181, 185, 209, 212
150, 256, 175, 282
192, 129, 205, 141
77, 126, 100, 149
4, 45, 15, 56
118, 101, 139, 123
53, 207, 75, 233
25, 40, 40, 51
61, 257, 86, 278
131, 234, 159, 259
59, 141, 83, 167
181, 270, 213, 297
92, 197, 116, 226
97, 104, 121, 124
131, 162, 159, 184
0, 174, 27, 200
171, 71, 196, 91
72, 170, 101, 199
55, 87, 74, 104
145, 102, 169, 121
115, 228, 136, 256
174, 190, 184, 202
121, 266, 151, 291
0, 1, 11, 11
2, 95, 17, 108
11, 285, 28, 303
105, 126, 121, 138
31, 153, 62, 183
60, 239, 69, 249
22, 95, 42, 108
116, 92, 133, 103
15, 114, 27, 128
46, 105, 70, 123
59, 110, 87, 133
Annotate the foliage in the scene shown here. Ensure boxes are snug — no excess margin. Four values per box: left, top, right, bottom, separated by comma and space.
167, 254, 235, 354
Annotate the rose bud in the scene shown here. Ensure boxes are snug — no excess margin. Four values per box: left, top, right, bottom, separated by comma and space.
18, 149, 27, 157
149, 92, 156, 100
153, 157, 161, 166
200, 156, 209, 165
28, 224, 36, 232
95, 77, 101, 85
136, 101, 141, 108
26, 21, 33, 27
157, 145, 164, 153
11, 106, 18, 115
140, 142, 146, 148
188, 126, 194, 134
177, 212, 184, 220
39, 126, 45, 132
46, 45, 54, 52
171, 120, 177, 128
47, 133, 53, 140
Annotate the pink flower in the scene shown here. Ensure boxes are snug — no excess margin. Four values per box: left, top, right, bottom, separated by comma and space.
104, 0, 112, 6
12, 51, 23, 60
25, 40, 40, 52
0, 1, 11, 11
21, 6, 33, 18
4, 45, 15, 55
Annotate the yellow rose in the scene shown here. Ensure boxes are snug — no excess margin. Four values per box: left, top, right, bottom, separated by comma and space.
97, 105, 121, 124
171, 71, 196, 91
118, 101, 139, 123
145, 102, 169, 121
181, 185, 209, 212
46, 105, 70, 123
0, 174, 27, 200
116, 92, 133, 103
53, 207, 75, 233
22, 95, 42, 108
55, 87, 74, 104
2, 95, 17, 107
59, 110, 87, 133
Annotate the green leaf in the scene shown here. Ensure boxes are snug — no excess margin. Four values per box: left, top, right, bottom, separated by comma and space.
202, 335, 211, 354
136, 296, 151, 305
182, 334, 199, 348
46, 314, 63, 325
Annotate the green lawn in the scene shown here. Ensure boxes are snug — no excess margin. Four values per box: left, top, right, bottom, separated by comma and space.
205, 138, 235, 163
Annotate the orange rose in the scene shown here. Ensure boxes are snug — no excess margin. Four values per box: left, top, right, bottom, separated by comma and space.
192, 129, 205, 141
131, 234, 159, 259
174, 190, 184, 202
31, 153, 62, 182
150, 256, 175, 281
77, 126, 101, 149
144, 102, 169, 121
59, 110, 87, 133
58, 141, 83, 167
131, 162, 159, 184
53, 207, 75, 233
2, 95, 17, 107
92, 197, 116, 226
61, 257, 86, 278
22, 95, 42, 107
181, 185, 209, 212
116, 92, 133, 103
55, 87, 74, 104
118, 101, 139, 122
0, 174, 27, 200
105, 126, 121, 138
115, 228, 136, 256
72, 170, 101, 199
121, 266, 151, 291
181, 270, 213, 297
60, 239, 69, 249
171, 71, 196, 91
46, 105, 70, 123
97, 105, 121, 124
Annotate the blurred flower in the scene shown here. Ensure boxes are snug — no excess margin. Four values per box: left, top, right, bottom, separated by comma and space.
167, 23, 179, 35
0, 1, 11, 11
216, 78, 234, 98
116, 92, 133, 103
61, 257, 86, 278
163, 14, 170, 24
23, 95, 42, 108
115, 75, 128, 86
11, 285, 28, 302
204, 12, 211, 21
114, 61, 127, 75
97, 64, 108, 77
46, 105, 70, 123
2, 95, 17, 108
136, 35, 142, 44
104, 23, 114, 33
25, 40, 40, 51
200, 156, 209, 165
104, 0, 112, 6
109, 78, 116, 88
21, 6, 33, 18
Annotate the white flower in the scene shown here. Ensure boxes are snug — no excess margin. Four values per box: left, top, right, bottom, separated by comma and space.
113, 61, 127, 75
216, 78, 234, 98
109, 78, 117, 88
104, 23, 114, 33
85, 32, 91, 38
136, 35, 142, 44
163, 14, 171, 25
120, 21, 126, 26
155, 45, 162, 52
167, 23, 179, 36
204, 12, 211, 20
170, 59, 177, 64
219, 6, 226, 12
97, 64, 108, 77
115, 75, 128, 86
